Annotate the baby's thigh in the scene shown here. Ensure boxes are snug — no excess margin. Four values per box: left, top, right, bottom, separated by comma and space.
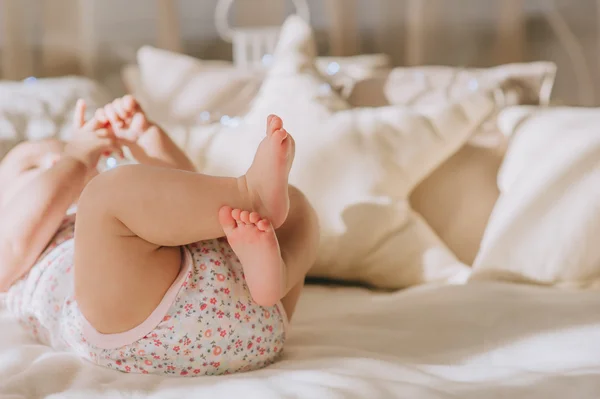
73, 174, 182, 335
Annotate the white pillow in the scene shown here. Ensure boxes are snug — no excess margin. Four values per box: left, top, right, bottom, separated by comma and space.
346, 61, 557, 267
182, 16, 525, 289
122, 46, 390, 129
0, 76, 112, 158
470, 106, 600, 288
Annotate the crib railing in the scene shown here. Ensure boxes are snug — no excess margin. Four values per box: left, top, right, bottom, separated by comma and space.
0, 0, 596, 105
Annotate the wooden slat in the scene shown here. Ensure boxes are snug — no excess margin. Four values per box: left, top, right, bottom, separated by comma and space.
41, 0, 81, 76
156, 0, 183, 53
234, 0, 285, 27
597, 0, 600, 105
1, 0, 34, 79
325, 0, 359, 56
493, 0, 525, 64
405, 0, 427, 66
77, 0, 98, 78
376, 0, 404, 64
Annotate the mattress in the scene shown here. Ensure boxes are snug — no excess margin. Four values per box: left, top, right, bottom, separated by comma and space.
2, 281, 599, 398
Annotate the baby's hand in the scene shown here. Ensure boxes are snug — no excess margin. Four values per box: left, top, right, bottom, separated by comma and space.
95, 95, 145, 143
64, 99, 119, 169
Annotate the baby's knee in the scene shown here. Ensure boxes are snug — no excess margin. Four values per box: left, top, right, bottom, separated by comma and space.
78, 165, 134, 217
289, 186, 317, 221
288, 185, 311, 211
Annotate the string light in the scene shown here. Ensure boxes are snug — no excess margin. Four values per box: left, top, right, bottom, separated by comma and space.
105, 156, 118, 169
326, 62, 340, 75
261, 54, 273, 66
468, 78, 479, 91
318, 83, 332, 95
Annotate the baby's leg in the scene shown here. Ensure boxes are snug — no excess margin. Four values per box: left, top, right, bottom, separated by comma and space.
218, 186, 319, 319
74, 115, 294, 334
276, 186, 319, 319
96, 95, 196, 172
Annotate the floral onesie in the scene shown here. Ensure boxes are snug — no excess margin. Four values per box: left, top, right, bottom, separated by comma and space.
5, 214, 288, 376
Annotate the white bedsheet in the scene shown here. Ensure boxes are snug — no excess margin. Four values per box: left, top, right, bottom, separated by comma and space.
1, 282, 600, 398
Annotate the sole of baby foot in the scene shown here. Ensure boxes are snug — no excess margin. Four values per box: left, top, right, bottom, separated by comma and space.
244, 115, 295, 229
219, 206, 284, 307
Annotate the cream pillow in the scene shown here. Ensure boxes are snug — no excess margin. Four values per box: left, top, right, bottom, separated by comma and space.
470, 106, 600, 288
179, 16, 527, 289
0, 76, 112, 158
349, 64, 556, 264
122, 46, 390, 129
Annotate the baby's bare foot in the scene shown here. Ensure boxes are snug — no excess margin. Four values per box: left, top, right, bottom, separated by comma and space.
244, 115, 295, 229
219, 206, 283, 306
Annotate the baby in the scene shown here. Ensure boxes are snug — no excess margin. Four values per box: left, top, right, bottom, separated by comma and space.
0, 96, 319, 376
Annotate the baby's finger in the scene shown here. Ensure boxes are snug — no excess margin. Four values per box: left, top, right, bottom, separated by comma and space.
94, 127, 113, 138
129, 112, 148, 140
73, 99, 86, 129
122, 95, 138, 115
114, 146, 125, 158
104, 104, 123, 129
104, 137, 124, 158
94, 135, 117, 150
112, 98, 129, 121
95, 108, 108, 124
82, 115, 107, 132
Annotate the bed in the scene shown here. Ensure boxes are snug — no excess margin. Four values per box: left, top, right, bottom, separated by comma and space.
1, 1, 600, 398
2, 282, 600, 398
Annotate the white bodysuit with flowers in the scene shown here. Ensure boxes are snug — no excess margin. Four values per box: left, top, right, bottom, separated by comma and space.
5, 214, 288, 376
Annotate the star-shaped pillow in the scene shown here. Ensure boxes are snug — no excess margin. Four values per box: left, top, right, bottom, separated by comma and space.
185, 16, 516, 289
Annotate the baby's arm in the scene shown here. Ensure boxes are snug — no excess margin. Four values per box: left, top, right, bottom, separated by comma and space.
0, 101, 115, 291
0, 157, 88, 290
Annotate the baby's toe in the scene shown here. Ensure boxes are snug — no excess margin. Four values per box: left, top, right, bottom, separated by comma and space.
271, 128, 288, 144
218, 206, 236, 233
231, 208, 242, 222
240, 211, 251, 224
249, 212, 261, 224
266, 115, 283, 136
256, 219, 271, 232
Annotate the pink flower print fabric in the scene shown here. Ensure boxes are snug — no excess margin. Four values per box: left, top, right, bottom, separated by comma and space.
6, 218, 288, 377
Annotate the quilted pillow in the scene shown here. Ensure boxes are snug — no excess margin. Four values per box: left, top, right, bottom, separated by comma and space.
176, 16, 528, 289
470, 106, 600, 288
348, 64, 555, 109
349, 63, 556, 264
0, 76, 112, 158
